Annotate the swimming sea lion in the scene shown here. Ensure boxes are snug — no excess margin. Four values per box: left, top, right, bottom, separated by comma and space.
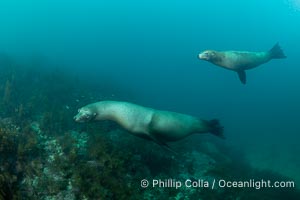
198, 43, 286, 84
74, 101, 224, 150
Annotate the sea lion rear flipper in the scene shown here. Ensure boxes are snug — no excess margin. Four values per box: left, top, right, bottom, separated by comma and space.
269, 43, 286, 59
237, 70, 246, 84
207, 119, 224, 139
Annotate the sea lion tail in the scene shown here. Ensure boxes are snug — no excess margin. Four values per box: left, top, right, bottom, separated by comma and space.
207, 119, 225, 139
269, 43, 286, 59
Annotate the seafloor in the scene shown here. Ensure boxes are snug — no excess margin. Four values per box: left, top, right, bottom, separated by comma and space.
0, 56, 299, 199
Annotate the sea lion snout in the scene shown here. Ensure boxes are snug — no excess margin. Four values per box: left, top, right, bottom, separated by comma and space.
73, 113, 83, 122
198, 52, 207, 60
73, 107, 96, 122
198, 50, 213, 60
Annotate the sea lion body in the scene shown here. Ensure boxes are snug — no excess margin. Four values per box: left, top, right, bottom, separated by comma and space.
198, 43, 286, 84
74, 101, 223, 147
210, 51, 271, 71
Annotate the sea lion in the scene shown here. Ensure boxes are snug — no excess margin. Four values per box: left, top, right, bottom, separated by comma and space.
198, 43, 286, 84
74, 101, 223, 150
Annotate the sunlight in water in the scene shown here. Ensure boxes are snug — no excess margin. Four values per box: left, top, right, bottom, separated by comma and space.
288, 0, 300, 10
294, 0, 300, 7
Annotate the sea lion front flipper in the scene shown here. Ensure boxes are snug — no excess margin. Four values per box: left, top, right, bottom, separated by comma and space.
237, 70, 246, 84
149, 134, 178, 154
160, 143, 178, 154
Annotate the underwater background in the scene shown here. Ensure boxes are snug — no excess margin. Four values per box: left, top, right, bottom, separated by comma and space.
0, 0, 299, 199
